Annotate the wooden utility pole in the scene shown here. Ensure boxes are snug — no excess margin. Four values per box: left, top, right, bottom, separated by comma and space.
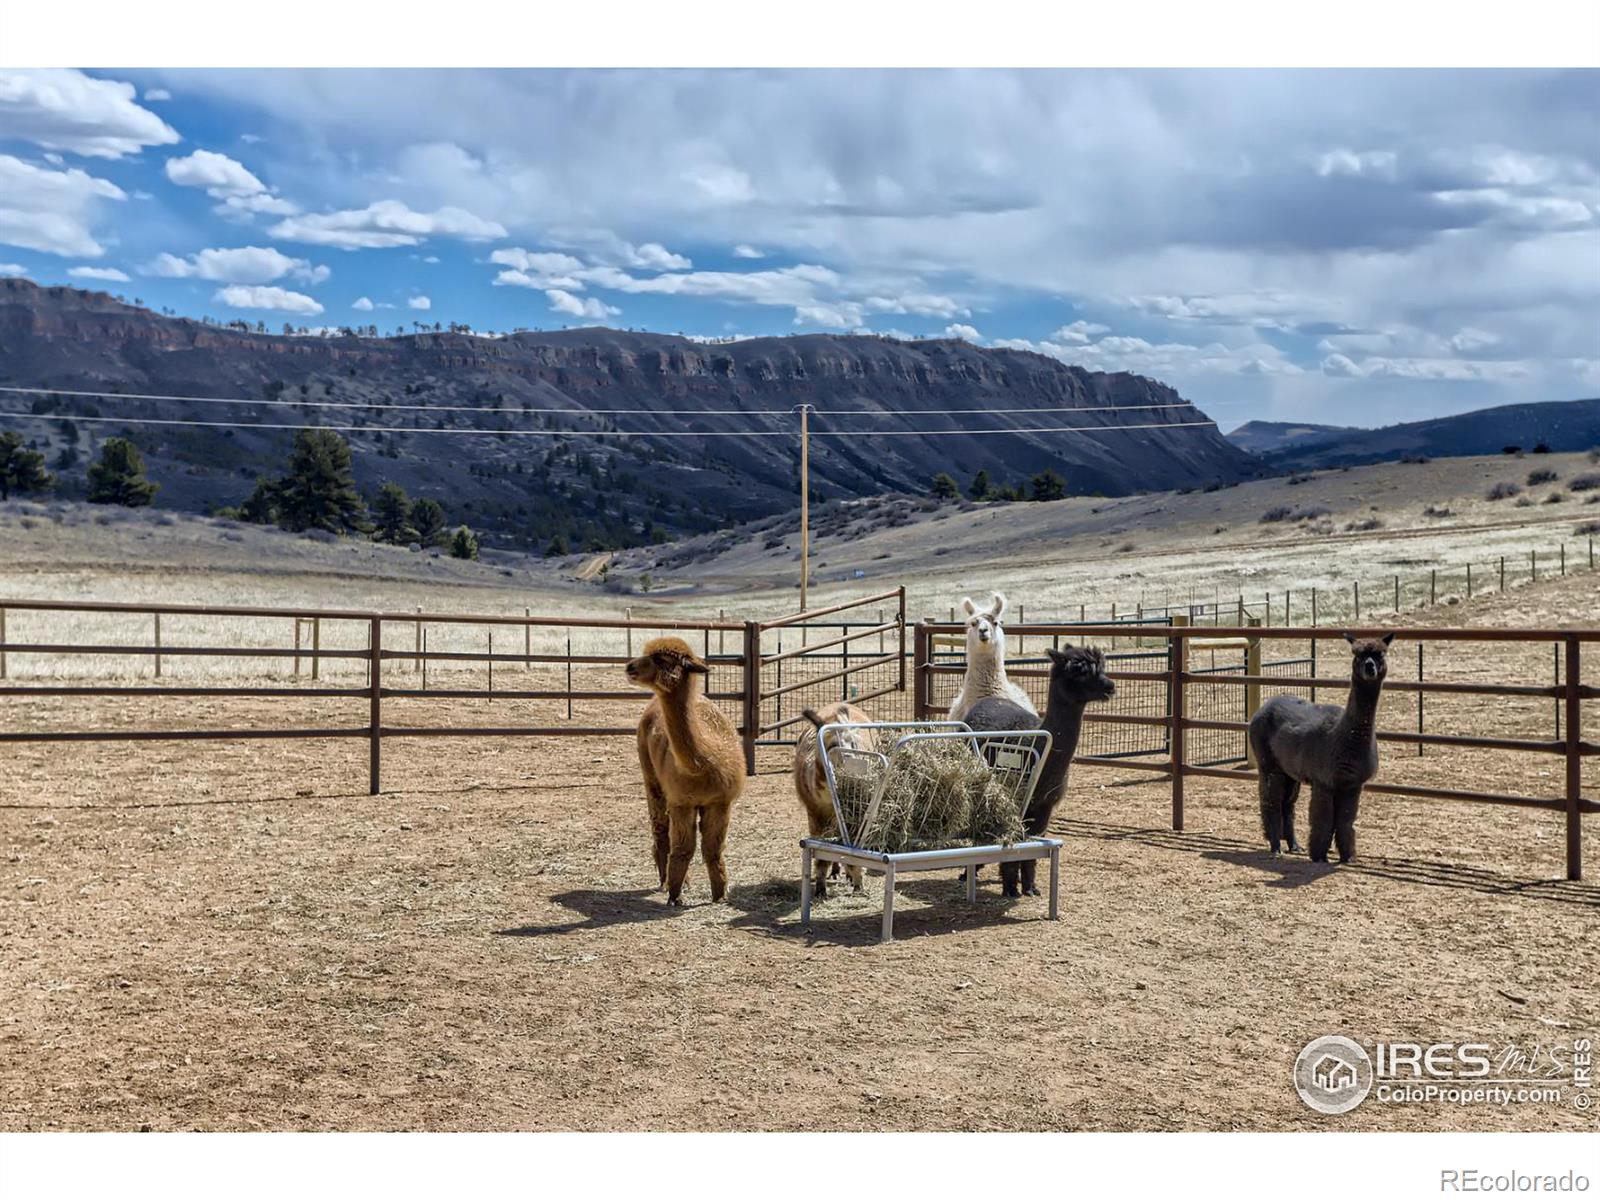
798, 404, 811, 613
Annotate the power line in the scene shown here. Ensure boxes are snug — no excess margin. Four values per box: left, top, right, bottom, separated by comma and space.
0, 385, 1195, 419
0, 411, 1218, 438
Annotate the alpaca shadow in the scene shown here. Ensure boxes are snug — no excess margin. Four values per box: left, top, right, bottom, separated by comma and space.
1057, 816, 1600, 909
723, 874, 1047, 946
494, 887, 687, 938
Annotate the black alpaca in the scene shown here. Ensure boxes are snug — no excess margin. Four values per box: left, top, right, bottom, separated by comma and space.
963, 645, 1116, 897
1248, 633, 1393, 863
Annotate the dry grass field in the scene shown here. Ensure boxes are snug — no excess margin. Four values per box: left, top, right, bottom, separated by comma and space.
2, 566, 1596, 1132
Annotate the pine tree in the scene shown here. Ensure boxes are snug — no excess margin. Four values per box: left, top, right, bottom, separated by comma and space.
238, 477, 282, 524
968, 469, 991, 500
273, 430, 369, 533
0, 432, 55, 500
371, 482, 417, 543
449, 525, 479, 560
930, 472, 960, 501
86, 437, 159, 506
545, 533, 569, 557
1029, 469, 1067, 502
409, 496, 446, 546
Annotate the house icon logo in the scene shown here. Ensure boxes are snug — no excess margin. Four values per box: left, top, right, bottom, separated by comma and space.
1294, 1036, 1374, 1115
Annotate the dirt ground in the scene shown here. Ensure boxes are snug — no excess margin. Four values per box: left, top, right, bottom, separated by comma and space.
3, 576, 1597, 1131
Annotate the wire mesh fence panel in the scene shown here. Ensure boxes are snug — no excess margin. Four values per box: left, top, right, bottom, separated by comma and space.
923, 616, 1172, 759
1186, 648, 1249, 765
755, 590, 906, 746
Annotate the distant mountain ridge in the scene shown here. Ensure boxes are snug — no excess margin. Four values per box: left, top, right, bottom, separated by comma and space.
0, 278, 1255, 552
1225, 420, 1353, 456
1237, 398, 1600, 470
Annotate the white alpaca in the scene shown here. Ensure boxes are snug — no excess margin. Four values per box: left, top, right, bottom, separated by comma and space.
947, 592, 1037, 723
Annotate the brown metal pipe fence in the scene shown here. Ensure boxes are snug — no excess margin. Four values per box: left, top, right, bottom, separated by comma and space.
916, 621, 1599, 880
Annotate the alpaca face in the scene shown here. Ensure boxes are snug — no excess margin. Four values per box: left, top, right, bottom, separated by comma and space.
961, 592, 1008, 653
1343, 632, 1394, 684
1046, 645, 1117, 704
625, 636, 709, 693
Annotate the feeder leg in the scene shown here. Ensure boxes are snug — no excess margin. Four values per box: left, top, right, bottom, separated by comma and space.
1048, 848, 1061, 921
881, 863, 896, 943
800, 846, 813, 928
965, 863, 977, 903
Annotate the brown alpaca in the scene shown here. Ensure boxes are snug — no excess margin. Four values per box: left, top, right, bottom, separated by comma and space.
625, 636, 745, 905
793, 702, 873, 898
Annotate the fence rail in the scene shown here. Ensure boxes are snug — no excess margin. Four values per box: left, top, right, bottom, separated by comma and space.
915, 621, 1599, 881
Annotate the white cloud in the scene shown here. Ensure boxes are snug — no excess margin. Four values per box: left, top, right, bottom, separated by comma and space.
944, 323, 981, 342
548, 228, 691, 270
145, 245, 328, 286
1319, 353, 1532, 381
422, 255, 439, 264
0, 263, 28, 276
546, 289, 620, 320
352, 296, 374, 311
0, 154, 125, 257
1449, 326, 1500, 353
164, 149, 298, 219
1051, 319, 1109, 344
144, 89, 172, 103
494, 268, 584, 290
1315, 149, 1398, 180
269, 201, 506, 249
407, 295, 431, 310
0, 69, 178, 158
67, 265, 129, 282
212, 285, 324, 315
732, 244, 764, 259
490, 247, 585, 274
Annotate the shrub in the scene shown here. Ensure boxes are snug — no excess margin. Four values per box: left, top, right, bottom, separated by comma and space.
1533, 442, 1551, 454
1029, 469, 1067, 502
449, 525, 479, 560
0, 431, 55, 500
1567, 472, 1600, 493
1543, 492, 1566, 504
1575, 521, 1600, 536
929, 472, 960, 501
1344, 516, 1383, 532
1399, 453, 1430, 465
1514, 495, 1534, 508
1486, 481, 1522, 501
1286, 473, 1313, 486
1526, 468, 1558, 486
1502, 445, 1523, 456
1259, 505, 1293, 523
1422, 504, 1453, 518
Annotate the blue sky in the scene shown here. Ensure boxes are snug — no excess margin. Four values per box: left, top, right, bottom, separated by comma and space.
1, 67, 1596, 430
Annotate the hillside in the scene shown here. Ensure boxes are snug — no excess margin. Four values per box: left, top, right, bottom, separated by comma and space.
1225, 419, 1351, 456
1250, 398, 1600, 470
0, 279, 1256, 554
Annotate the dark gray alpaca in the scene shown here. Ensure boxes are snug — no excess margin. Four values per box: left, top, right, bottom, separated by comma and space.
963, 645, 1116, 897
1248, 633, 1393, 863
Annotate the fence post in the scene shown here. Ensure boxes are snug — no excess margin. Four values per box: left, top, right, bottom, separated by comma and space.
741, 622, 760, 776
566, 633, 573, 720
1467, 563, 1473, 599
1169, 614, 1188, 832
1560, 543, 1566, 576
896, 587, 907, 696
1244, 615, 1262, 767
1417, 642, 1425, 758
625, 607, 633, 657
154, 612, 162, 678
312, 617, 320, 681
913, 620, 930, 721
0, 605, 6, 679
1310, 588, 1317, 629
368, 616, 382, 795
417, 607, 424, 673
488, 629, 494, 694
1531, 549, 1537, 581
1564, 636, 1582, 881
1354, 580, 1360, 622
1500, 556, 1506, 592
1398, 574, 1404, 612
422, 628, 428, 690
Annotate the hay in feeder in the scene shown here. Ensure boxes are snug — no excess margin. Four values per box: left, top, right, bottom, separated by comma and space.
852, 737, 1026, 854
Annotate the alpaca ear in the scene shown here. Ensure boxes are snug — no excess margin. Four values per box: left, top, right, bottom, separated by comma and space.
1342, 631, 1356, 645
961, 597, 977, 616
1380, 632, 1395, 646
683, 657, 710, 674
990, 592, 1007, 621
1046, 647, 1067, 665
